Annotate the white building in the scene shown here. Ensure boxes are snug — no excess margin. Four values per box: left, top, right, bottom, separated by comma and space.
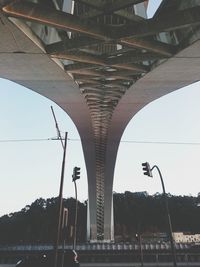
173, 232, 200, 243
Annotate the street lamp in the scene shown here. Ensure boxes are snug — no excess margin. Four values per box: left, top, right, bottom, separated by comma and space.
141, 162, 177, 267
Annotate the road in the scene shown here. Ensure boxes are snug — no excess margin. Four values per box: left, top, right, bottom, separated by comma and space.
1, 263, 200, 267
80, 264, 200, 267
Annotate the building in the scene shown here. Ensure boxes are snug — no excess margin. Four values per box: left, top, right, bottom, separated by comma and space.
173, 232, 200, 244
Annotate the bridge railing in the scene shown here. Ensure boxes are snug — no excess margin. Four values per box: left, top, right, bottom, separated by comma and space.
1, 242, 200, 265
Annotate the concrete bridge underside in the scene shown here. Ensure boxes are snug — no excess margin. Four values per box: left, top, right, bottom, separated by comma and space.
0, 0, 200, 241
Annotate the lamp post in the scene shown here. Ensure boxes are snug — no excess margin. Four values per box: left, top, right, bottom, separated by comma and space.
141, 162, 177, 267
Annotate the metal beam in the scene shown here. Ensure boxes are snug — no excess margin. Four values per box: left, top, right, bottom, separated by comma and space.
75, 79, 101, 85
46, 37, 103, 53
73, 73, 134, 81
78, 0, 146, 19
104, 0, 146, 13
59, 41, 173, 63
2, 1, 111, 41
3, 1, 177, 57
79, 10, 102, 20
120, 38, 176, 57
65, 63, 99, 71
112, 63, 148, 72
74, 0, 146, 13
79, 82, 101, 89
113, 6, 200, 38
114, 10, 145, 22
88, 94, 125, 101
68, 69, 103, 76
154, 0, 181, 18
73, 0, 104, 10
80, 8, 145, 21
53, 50, 148, 72
73, 74, 101, 80
68, 68, 138, 78
82, 88, 126, 94
51, 51, 105, 66
106, 52, 167, 65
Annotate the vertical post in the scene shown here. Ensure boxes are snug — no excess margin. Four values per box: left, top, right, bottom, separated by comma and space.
137, 233, 144, 267
61, 208, 68, 267
72, 166, 80, 250
136, 221, 144, 267
151, 165, 177, 267
73, 179, 78, 250
54, 132, 68, 267
51, 106, 64, 149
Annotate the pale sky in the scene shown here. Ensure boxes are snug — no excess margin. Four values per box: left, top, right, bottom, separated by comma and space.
2, 0, 200, 216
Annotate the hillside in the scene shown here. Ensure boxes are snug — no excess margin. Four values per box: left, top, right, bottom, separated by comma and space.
0, 192, 200, 244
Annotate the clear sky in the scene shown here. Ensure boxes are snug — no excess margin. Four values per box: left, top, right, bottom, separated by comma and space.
1, 0, 200, 216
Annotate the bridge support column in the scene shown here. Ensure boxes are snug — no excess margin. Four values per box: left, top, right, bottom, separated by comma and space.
87, 181, 114, 242
87, 199, 97, 242
104, 193, 114, 242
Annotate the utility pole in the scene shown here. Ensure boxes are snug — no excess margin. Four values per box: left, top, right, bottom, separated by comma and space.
51, 106, 64, 149
51, 106, 68, 267
54, 132, 68, 267
61, 208, 68, 267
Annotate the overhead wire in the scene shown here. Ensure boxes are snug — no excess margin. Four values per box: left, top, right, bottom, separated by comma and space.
0, 137, 200, 146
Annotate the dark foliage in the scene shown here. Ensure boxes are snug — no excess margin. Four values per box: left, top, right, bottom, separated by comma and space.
0, 197, 87, 245
113, 192, 200, 241
0, 192, 200, 244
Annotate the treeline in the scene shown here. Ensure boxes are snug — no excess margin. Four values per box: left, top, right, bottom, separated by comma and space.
0, 192, 200, 244
0, 197, 87, 245
114, 191, 200, 241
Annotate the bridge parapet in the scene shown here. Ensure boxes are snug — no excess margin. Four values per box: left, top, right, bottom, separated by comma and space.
0, 242, 192, 252
1, 243, 200, 266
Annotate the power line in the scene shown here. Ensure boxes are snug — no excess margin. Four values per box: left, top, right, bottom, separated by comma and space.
0, 137, 200, 146
120, 140, 200, 145
0, 138, 53, 142
0, 138, 81, 142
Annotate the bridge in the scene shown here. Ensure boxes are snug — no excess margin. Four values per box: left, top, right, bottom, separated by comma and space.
1, 243, 200, 266
0, 0, 200, 242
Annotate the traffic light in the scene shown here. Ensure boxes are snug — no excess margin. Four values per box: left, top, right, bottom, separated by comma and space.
142, 162, 152, 177
72, 166, 81, 181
